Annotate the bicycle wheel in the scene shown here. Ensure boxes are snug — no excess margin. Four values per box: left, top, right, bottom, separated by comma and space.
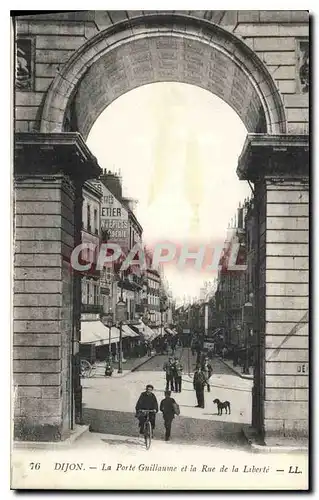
144, 421, 152, 450
80, 360, 92, 378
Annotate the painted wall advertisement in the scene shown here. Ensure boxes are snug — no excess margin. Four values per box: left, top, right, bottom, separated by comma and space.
100, 184, 129, 254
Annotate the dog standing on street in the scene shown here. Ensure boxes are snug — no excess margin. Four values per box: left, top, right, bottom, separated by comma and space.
213, 398, 231, 415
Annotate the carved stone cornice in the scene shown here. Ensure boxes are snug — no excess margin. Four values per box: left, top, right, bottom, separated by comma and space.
14, 132, 102, 182
237, 134, 309, 181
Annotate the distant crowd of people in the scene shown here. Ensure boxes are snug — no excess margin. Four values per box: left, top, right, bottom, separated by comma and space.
154, 335, 182, 356
190, 334, 254, 374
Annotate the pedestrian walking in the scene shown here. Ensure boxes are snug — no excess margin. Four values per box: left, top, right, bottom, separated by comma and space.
163, 338, 169, 354
163, 357, 174, 391
202, 357, 212, 392
193, 365, 207, 409
171, 343, 176, 356
173, 356, 183, 392
195, 341, 202, 364
104, 355, 113, 377
190, 337, 195, 356
160, 390, 180, 441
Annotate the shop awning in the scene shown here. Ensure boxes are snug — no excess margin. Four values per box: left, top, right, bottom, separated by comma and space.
211, 328, 223, 338
80, 321, 120, 346
134, 321, 155, 340
165, 327, 176, 336
151, 328, 162, 339
143, 323, 158, 340
122, 324, 139, 338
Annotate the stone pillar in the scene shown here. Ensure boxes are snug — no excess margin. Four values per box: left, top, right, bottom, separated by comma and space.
237, 134, 309, 443
13, 133, 101, 441
72, 181, 85, 425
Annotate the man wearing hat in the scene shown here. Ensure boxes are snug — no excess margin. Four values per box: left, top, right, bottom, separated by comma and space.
135, 384, 159, 436
173, 356, 183, 393
163, 357, 175, 391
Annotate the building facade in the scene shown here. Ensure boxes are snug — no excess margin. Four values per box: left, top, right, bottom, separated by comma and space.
215, 203, 247, 347
81, 181, 103, 319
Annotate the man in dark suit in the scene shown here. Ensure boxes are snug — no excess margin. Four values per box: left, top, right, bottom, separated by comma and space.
163, 357, 174, 391
135, 384, 158, 435
173, 356, 183, 393
201, 357, 213, 393
193, 365, 207, 409
160, 390, 178, 441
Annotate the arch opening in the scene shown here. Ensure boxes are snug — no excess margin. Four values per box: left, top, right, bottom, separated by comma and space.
86, 81, 252, 299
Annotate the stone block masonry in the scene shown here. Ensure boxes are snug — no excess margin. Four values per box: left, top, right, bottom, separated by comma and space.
13, 174, 75, 441
237, 134, 309, 444
13, 132, 102, 442
264, 179, 309, 441
14, 11, 308, 137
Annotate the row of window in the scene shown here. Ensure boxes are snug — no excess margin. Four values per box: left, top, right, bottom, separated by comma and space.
83, 203, 99, 235
148, 279, 160, 290
82, 280, 100, 305
148, 294, 160, 306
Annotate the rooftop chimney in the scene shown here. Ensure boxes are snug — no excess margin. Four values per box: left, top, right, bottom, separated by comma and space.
237, 206, 244, 229
100, 169, 123, 200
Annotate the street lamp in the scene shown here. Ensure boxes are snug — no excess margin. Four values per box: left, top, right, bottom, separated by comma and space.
160, 309, 164, 337
104, 312, 114, 359
116, 273, 126, 374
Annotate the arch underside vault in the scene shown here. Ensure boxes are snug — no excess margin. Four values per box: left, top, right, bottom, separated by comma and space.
69, 35, 267, 139
40, 16, 287, 139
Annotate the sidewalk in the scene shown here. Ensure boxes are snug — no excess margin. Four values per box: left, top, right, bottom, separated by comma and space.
93, 353, 156, 378
218, 356, 253, 380
242, 425, 308, 454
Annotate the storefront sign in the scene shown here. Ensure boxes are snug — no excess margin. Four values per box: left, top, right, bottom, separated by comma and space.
100, 184, 129, 252
297, 364, 308, 374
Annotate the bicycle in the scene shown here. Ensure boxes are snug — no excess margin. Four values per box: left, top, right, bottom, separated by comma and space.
138, 409, 157, 450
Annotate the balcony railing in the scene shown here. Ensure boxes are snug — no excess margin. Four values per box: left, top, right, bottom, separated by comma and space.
119, 274, 144, 291
81, 303, 103, 314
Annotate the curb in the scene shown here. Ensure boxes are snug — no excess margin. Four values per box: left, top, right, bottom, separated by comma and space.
94, 354, 157, 378
131, 353, 157, 372
13, 424, 90, 449
242, 426, 308, 454
218, 356, 253, 380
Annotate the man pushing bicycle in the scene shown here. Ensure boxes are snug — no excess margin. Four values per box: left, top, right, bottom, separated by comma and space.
135, 384, 159, 436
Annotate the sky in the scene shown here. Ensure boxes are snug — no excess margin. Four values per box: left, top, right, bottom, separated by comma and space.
87, 82, 251, 304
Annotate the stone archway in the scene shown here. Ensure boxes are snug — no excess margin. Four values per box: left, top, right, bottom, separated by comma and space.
13, 11, 309, 445
39, 14, 287, 139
